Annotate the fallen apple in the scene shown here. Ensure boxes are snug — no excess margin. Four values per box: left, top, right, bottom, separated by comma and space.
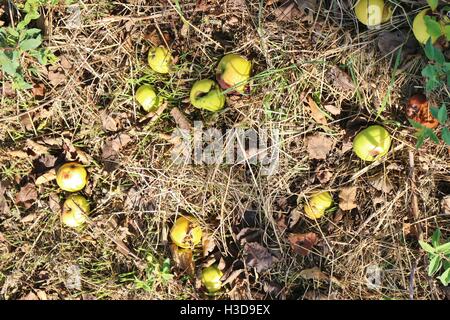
216, 53, 251, 94
352, 125, 391, 161
189, 79, 225, 112
354, 0, 392, 26
304, 191, 333, 220
406, 94, 438, 129
135, 84, 160, 112
412, 9, 440, 44
56, 162, 88, 192
170, 216, 203, 249
61, 194, 90, 228
148, 46, 173, 74
201, 265, 223, 293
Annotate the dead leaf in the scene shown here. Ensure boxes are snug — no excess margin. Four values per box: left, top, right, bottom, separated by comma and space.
316, 167, 333, 184
170, 244, 195, 276
273, 2, 302, 21
236, 228, 263, 244
306, 96, 328, 125
324, 104, 341, 115
368, 174, 393, 193
100, 110, 120, 132
299, 267, 329, 281
48, 193, 61, 214
35, 169, 57, 185
15, 183, 38, 209
306, 134, 334, 160
59, 56, 73, 70
26, 139, 48, 156
442, 196, 450, 214
20, 291, 39, 300
32, 83, 46, 99
101, 133, 132, 172
222, 269, 244, 286
202, 234, 216, 257
338, 186, 357, 211
170, 107, 192, 131
288, 208, 301, 228
47, 67, 66, 87
20, 114, 34, 131
377, 29, 418, 57
21, 214, 36, 223
243, 242, 275, 273
36, 290, 48, 300
288, 232, 318, 256
327, 66, 355, 92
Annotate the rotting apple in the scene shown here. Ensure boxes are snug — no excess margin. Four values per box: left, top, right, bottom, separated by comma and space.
304, 191, 333, 220
148, 46, 173, 74
56, 162, 88, 192
352, 125, 391, 161
189, 79, 225, 112
61, 194, 90, 228
170, 216, 203, 249
201, 265, 223, 293
216, 54, 251, 94
412, 9, 440, 44
354, 0, 392, 27
135, 84, 160, 112
406, 94, 438, 129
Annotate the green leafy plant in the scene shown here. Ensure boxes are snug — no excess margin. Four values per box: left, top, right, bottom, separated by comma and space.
0, 0, 57, 89
119, 255, 173, 292
424, 0, 450, 41
419, 229, 450, 286
421, 39, 449, 93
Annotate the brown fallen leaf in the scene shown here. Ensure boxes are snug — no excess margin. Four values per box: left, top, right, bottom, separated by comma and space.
236, 228, 263, 244
35, 169, 56, 185
338, 186, 357, 211
170, 244, 195, 276
202, 233, 216, 257
273, 1, 302, 21
48, 193, 61, 214
368, 173, 393, 193
101, 133, 132, 172
243, 242, 275, 273
21, 213, 36, 223
26, 139, 48, 156
327, 66, 355, 92
170, 107, 192, 131
442, 196, 450, 214
47, 66, 66, 87
299, 267, 329, 281
15, 183, 38, 209
306, 134, 334, 160
288, 232, 319, 256
32, 83, 46, 99
324, 104, 341, 116
315, 167, 333, 184
100, 110, 120, 132
20, 291, 39, 300
306, 96, 328, 125
20, 114, 34, 131
59, 56, 73, 70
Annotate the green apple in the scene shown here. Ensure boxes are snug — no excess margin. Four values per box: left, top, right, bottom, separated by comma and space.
189, 79, 225, 112
201, 265, 223, 293
304, 191, 333, 220
412, 9, 441, 44
170, 216, 203, 249
56, 162, 88, 192
216, 54, 251, 94
61, 194, 90, 228
354, 0, 392, 26
148, 46, 173, 74
352, 125, 391, 161
135, 84, 160, 112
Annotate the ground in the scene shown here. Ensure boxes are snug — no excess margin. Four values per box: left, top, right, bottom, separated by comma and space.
0, 0, 449, 300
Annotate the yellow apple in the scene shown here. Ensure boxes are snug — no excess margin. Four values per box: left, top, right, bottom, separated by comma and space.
170, 216, 203, 249
352, 125, 391, 161
135, 84, 160, 112
354, 0, 392, 26
189, 79, 225, 112
56, 162, 88, 192
412, 9, 441, 44
201, 265, 223, 293
216, 54, 251, 94
148, 46, 173, 74
61, 194, 90, 228
304, 191, 333, 220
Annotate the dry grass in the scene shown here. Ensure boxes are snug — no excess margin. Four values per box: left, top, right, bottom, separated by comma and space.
0, 0, 449, 300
